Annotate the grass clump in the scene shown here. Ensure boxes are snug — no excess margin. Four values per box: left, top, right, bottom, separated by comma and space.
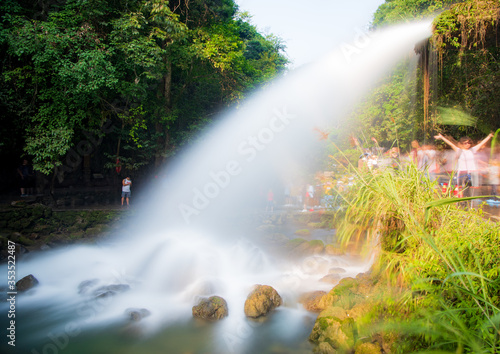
335, 162, 500, 352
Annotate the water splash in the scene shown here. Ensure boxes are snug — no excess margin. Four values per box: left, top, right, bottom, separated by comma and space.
2, 20, 432, 353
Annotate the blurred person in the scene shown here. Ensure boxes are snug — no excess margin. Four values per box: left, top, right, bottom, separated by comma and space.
367, 153, 378, 171
489, 158, 499, 199
422, 144, 440, 181
475, 143, 490, 189
410, 140, 425, 170
266, 188, 274, 212
434, 132, 494, 197
389, 147, 400, 169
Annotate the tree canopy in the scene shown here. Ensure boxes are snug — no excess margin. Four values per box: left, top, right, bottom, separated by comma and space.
0, 0, 288, 189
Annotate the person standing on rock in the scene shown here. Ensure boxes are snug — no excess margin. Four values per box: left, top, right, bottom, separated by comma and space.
121, 176, 132, 207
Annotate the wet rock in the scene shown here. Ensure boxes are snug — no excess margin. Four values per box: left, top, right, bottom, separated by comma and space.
11, 200, 27, 208
16, 274, 39, 292
298, 291, 327, 312
309, 307, 354, 352
125, 308, 151, 322
324, 244, 345, 256
244, 284, 282, 318
93, 284, 130, 298
317, 342, 336, 354
319, 273, 341, 284
294, 229, 311, 237
78, 279, 99, 294
328, 267, 347, 274
355, 342, 382, 354
39, 244, 51, 251
192, 296, 228, 320
288, 239, 325, 256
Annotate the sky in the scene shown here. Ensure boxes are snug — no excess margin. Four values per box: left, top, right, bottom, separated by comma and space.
236, 0, 386, 68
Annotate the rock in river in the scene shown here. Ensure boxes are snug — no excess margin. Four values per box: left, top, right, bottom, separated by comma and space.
244, 284, 282, 318
192, 296, 228, 320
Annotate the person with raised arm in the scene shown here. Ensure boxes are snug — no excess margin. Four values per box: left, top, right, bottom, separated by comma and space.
434, 132, 494, 196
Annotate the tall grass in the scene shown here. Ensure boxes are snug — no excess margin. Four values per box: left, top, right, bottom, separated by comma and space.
335, 161, 500, 352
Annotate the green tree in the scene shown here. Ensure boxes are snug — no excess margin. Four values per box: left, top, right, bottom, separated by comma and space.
0, 0, 288, 189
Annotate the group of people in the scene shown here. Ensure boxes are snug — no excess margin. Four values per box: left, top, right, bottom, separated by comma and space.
358, 131, 499, 198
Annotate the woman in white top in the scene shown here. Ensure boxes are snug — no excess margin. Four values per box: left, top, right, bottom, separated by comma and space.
434, 132, 494, 194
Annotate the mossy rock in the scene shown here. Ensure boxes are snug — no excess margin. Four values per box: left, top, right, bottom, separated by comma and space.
244, 284, 282, 318
192, 296, 229, 321
295, 229, 311, 236
286, 238, 307, 249
67, 225, 84, 233
307, 221, 326, 229
299, 291, 327, 312
85, 226, 107, 237
7, 218, 32, 230
317, 306, 348, 322
308, 239, 324, 248
69, 231, 85, 240
17, 236, 34, 246
320, 273, 341, 284
325, 244, 344, 256
310, 314, 355, 352
314, 342, 336, 354
53, 211, 79, 226
355, 342, 382, 354
319, 277, 360, 310
32, 223, 56, 234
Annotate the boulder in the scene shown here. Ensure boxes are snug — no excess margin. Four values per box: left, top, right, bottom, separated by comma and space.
16, 274, 39, 292
309, 309, 355, 352
93, 284, 130, 298
298, 291, 327, 312
328, 267, 347, 274
324, 244, 345, 256
125, 308, 151, 322
320, 273, 341, 284
78, 279, 99, 294
355, 342, 383, 354
192, 296, 228, 320
244, 284, 282, 318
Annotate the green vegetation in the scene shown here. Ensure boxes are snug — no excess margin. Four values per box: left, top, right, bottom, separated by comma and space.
0, 204, 125, 259
0, 0, 287, 187
332, 0, 499, 155
311, 160, 500, 352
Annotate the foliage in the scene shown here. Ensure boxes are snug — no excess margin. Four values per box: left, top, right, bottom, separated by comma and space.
431, 0, 500, 137
372, 0, 458, 28
341, 0, 499, 157
25, 126, 73, 174
336, 161, 500, 352
0, 0, 288, 183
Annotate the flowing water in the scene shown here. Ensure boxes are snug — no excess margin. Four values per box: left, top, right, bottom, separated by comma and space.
2, 21, 433, 354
